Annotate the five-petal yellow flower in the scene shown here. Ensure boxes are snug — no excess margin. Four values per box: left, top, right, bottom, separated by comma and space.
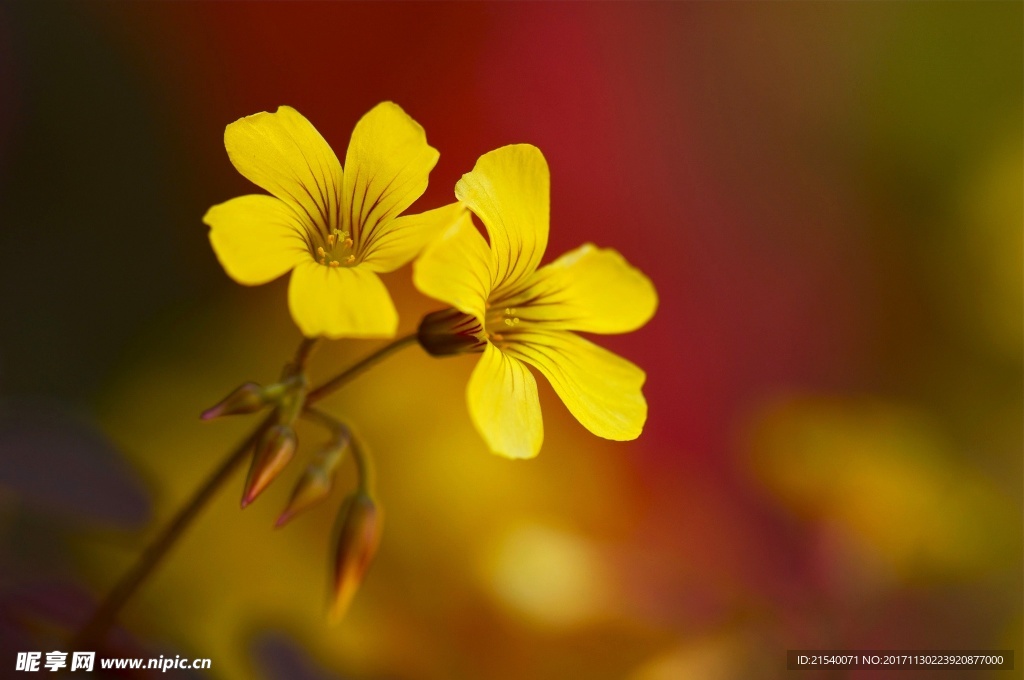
414, 145, 658, 459
205, 103, 459, 338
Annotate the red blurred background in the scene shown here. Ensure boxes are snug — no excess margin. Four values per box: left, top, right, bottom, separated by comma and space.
0, 3, 1020, 679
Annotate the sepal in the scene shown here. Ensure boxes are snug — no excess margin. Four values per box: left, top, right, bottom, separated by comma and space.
417, 307, 487, 357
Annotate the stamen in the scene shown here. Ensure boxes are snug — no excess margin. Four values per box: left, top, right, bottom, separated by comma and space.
329, 260, 340, 267
327, 234, 336, 247
343, 238, 354, 249
317, 246, 326, 259
484, 301, 526, 343
345, 255, 356, 264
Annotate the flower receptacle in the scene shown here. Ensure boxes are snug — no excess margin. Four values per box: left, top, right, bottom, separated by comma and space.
417, 308, 487, 357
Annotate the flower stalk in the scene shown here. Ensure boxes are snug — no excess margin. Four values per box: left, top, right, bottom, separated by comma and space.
72, 334, 414, 648
294, 406, 383, 619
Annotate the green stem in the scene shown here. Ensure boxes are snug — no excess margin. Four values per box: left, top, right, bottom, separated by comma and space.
71, 412, 275, 649
348, 430, 376, 496
301, 408, 376, 495
73, 333, 415, 647
293, 337, 319, 370
306, 334, 417, 405
300, 406, 347, 436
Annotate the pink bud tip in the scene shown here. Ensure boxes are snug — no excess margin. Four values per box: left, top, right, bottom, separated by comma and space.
200, 382, 266, 421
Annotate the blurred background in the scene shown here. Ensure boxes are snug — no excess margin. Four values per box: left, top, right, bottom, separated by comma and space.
0, 2, 1020, 678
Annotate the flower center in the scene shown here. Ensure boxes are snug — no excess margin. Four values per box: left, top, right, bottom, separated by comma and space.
315, 230, 357, 267
484, 305, 523, 344
416, 303, 532, 357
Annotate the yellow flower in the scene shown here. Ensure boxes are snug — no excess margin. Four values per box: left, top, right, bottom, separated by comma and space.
414, 145, 658, 459
204, 103, 461, 338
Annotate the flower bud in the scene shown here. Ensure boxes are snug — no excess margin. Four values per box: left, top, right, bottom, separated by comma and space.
275, 439, 348, 528
201, 382, 267, 420
417, 308, 488, 357
241, 424, 297, 508
329, 491, 382, 623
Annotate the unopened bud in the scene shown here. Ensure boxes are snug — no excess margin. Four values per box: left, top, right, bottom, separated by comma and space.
417, 308, 487, 357
275, 439, 347, 528
201, 382, 266, 420
329, 492, 382, 623
241, 424, 297, 507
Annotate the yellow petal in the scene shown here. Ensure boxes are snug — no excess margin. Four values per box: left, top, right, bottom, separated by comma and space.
506, 331, 647, 441
204, 195, 311, 285
343, 102, 439, 255
412, 209, 494, 322
360, 202, 467, 274
505, 244, 658, 334
287, 261, 397, 339
455, 144, 549, 292
467, 344, 543, 459
224, 106, 343, 237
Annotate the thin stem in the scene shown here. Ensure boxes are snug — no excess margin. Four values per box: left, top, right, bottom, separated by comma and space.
301, 406, 346, 436
348, 430, 376, 496
306, 333, 417, 405
73, 333, 416, 647
72, 412, 275, 649
293, 337, 319, 370
301, 407, 375, 495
